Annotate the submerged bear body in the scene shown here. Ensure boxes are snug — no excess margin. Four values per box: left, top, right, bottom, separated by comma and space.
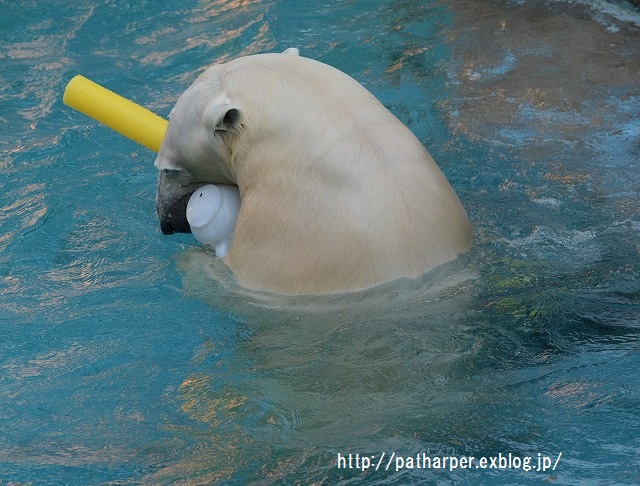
155, 50, 473, 295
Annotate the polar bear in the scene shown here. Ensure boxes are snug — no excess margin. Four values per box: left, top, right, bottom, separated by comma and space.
155, 49, 473, 295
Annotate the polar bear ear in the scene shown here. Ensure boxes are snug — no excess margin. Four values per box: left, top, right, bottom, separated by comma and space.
203, 100, 241, 134
282, 47, 299, 56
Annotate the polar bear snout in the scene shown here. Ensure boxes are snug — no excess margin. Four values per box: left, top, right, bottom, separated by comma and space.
155, 170, 199, 235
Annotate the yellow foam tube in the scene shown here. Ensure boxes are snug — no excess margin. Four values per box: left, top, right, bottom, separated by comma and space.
63, 75, 168, 153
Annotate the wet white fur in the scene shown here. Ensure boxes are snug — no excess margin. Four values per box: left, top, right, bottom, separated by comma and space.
155, 50, 473, 294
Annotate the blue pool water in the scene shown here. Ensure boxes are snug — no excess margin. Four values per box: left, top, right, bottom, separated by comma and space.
1, 1, 639, 484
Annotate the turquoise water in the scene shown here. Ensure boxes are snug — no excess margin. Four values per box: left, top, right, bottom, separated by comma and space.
2, 0, 639, 484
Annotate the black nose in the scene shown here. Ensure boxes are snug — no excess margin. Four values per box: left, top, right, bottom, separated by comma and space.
157, 191, 194, 235
160, 219, 176, 235
158, 211, 192, 234
159, 217, 193, 234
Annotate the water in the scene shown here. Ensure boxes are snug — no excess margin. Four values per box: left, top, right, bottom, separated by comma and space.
1, 0, 639, 484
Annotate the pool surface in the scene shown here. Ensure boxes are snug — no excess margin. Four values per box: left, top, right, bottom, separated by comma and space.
1, 1, 639, 484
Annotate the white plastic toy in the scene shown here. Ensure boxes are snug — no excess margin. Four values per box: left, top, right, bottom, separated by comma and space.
186, 184, 241, 257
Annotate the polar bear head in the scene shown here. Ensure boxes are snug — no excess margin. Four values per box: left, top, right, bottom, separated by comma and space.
154, 47, 301, 234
